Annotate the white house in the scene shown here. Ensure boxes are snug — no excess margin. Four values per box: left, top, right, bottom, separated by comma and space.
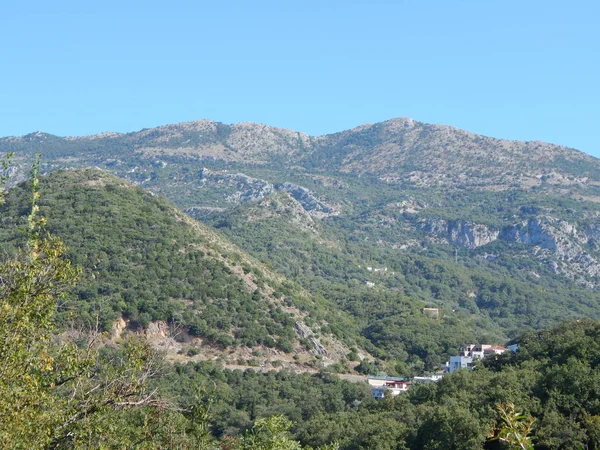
449, 355, 474, 373
447, 344, 508, 373
368, 376, 412, 398
413, 372, 445, 383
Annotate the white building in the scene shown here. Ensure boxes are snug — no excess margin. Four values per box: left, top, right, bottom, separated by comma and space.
449, 355, 474, 373
447, 344, 508, 373
368, 376, 412, 398
413, 372, 445, 383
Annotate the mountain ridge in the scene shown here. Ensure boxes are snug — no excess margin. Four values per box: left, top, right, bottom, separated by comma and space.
3, 117, 600, 374
3, 116, 593, 152
3, 117, 597, 191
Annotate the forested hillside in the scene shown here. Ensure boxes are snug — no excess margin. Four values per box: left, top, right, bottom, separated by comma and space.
2, 118, 600, 448
0, 169, 355, 366
148, 319, 600, 449
0, 169, 526, 373
4, 117, 600, 374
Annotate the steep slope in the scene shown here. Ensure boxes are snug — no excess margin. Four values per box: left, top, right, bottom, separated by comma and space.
203, 189, 600, 342
0, 169, 351, 366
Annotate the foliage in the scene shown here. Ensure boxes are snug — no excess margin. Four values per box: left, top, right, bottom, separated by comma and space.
147, 319, 599, 449
296, 320, 600, 449
0, 160, 168, 448
153, 362, 372, 438
234, 415, 338, 450
488, 403, 535, 450
0, 169, 301, 351
6, 132, 600, 372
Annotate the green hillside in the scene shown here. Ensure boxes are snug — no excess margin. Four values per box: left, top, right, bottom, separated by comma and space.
203, 189, 600, 369
0, 169, 351, 362
145, 319, 600, 449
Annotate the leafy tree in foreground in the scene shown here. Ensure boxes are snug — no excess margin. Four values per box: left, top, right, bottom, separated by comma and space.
0, 158, 165, 448
233, 415, 338, 450
488, 403, 535, 450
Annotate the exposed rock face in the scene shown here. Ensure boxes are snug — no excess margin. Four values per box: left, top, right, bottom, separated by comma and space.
421, 219, 499, 249
225, 173, 275, 203
111, 316, 128, 339
422, 216, 600, 284
585, 224, 600, 245
499, 219, 558, 251
295, 321, 327, 356
277, 182, 336, 217
194, 169, 337, 217
294, 321, 312, 339
500, 218, 600, 281
197, 168, 275, 203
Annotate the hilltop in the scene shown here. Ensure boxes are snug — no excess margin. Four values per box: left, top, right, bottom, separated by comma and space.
3, 117, 598, 190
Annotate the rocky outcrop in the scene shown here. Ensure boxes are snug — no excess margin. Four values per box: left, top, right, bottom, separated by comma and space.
585, 224, 600, 245
194, 170, 337, 217
500, 219, 557, 250
295, 321, 327, 356
197, 168, 275, 203
277, 182, 336, 218
420, 219, 499, 249
499, 218, 600, 281
422, 216, 600, 284
225, 173, 274, 203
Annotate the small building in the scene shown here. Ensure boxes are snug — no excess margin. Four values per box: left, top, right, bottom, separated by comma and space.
367, 376, 410, 387
370, 380, 412, 398
447, 344, 508, 372
484, 345, 508, 357
413, 372, 445, 383
449, 355, 474, 373
457, 344, 507, 359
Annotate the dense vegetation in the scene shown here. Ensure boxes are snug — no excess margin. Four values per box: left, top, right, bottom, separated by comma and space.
0, 169, 313, 352
204, 187, 600, 372
148, 320, 600, 449
5, 120, 600, 368
4, 166, 600, 375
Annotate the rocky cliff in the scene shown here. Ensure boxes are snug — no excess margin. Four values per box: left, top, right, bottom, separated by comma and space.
421, 216, 600, 284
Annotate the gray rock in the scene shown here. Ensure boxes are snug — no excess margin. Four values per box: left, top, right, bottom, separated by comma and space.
421, 219, 499, 249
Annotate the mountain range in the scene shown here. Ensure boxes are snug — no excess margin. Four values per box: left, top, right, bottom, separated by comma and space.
3, 117, 600, 374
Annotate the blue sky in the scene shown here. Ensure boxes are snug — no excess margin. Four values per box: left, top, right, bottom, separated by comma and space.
1, 1, 599, 157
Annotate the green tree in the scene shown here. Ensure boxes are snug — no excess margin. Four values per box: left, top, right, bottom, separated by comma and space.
488, 403, 535, 450
0, 157, 165, 448
235, 415, 338, 450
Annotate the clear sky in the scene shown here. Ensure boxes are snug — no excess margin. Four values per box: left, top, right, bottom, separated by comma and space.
1, 1, 599, 157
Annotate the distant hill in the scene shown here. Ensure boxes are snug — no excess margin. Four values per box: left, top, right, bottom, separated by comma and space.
3, 118, 600, 374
